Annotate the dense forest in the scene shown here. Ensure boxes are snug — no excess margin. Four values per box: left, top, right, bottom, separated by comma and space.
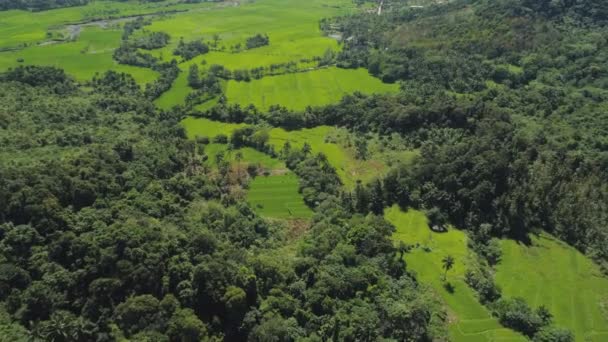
315, 0, 608, 270
2, 0, 608, 340
0, 65, 446, 340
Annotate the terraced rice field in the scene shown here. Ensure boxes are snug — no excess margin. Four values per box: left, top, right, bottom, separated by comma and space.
385, 206, 526, 342
247, 173, 313, 219
495, 235, 608, 342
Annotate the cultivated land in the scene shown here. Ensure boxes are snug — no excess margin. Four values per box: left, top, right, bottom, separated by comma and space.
0, 0, 399, 110
385, 206, 526, 342
181, 117, 414, 188
204, 143, 285, 170
0, 26, 157, 84
247, 173, 313, 219
495, 235, 608, 342
225, 67, 399, 111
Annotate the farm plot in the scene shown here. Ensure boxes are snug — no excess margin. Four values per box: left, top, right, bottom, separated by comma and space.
0, 26, 157, 84
181, 117, 399, 188
385, 206, 526, 342
495, 235, 608, 342
225, 67, 399, 111
247, 173, 313, 219
146, 0, 354, 64
204, 143, 284, 170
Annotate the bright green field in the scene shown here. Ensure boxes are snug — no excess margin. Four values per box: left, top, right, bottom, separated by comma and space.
0, 0, 203, 49
205, 143, 285, 170
146, 0, 354, 64
385, 206, 525, 342
0, 26, 157, 84
247, 173, 313, 219
181, 117, 246, 139
225, 67, 400, 111
495, 235, 608, 342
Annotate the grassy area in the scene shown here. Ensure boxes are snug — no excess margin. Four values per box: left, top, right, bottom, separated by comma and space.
495, 235, 608, 342
146, 0, 354, 64
247, 173, 313, 219
204, 143, 285, 170
181, 117, 408, 188
0, 0, 204, 49
385, 206, 526, 342
181, 117, 246, 139
0, 26, 157, 84
225, 67, 399, 111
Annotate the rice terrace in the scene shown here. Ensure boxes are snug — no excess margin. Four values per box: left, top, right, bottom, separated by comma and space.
1, 0, 608, 340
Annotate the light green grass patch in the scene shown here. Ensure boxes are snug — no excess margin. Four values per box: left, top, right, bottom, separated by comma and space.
495, 234, 608, 341
225, 67, 399, 111
247, 173, 313, 219
205, 143, 284, 170
0, 0, 206, 49
385, 206, 525, 342
181, 117, 246, 140
0, 26, 157, 84
146, 0, 354, 64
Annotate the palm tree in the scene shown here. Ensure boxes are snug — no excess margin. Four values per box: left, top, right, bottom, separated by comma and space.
235, 151, 243, 179
441, 255, 455, 281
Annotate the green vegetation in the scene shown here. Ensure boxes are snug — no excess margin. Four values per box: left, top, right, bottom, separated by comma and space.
495, 235, 608, 341
225, 67, 399, 111
181, 117, 411, 188
247, 173, 313, 219
204, 143, 284, 170
3, 0, 608, 339
0, 26, 157, 84
181, 117, 245, 140
386, 206, 526, 342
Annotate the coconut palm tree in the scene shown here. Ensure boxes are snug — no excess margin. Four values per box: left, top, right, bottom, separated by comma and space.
442, 255, 455, 281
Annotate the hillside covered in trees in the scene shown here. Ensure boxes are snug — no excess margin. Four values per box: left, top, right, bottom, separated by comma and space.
1, 0, 608, 341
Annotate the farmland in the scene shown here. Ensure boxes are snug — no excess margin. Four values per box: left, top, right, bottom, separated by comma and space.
4, 0, 608, 339
247, 173, 313, 219
385, 206, 526, 342
225, 67, 399, 111
495, 235, 608, 342
181, 117, 417, 188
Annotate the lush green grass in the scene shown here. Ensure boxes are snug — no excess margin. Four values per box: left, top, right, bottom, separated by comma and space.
146, 0, 354, 64
225, 67, 399, 111
267, 125, 390, 188
495, 235, 608, 342
181, 117, 246, 139
385, 206, 525, 342
204, 143, 285, 170
247, 173, 313, 219
0, 0, 203, 49
0, 26, 157, 84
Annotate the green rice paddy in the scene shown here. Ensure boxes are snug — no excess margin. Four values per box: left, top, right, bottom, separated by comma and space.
225, 67, 399, 111
495, 235, 608, 342
0, 26, 157, 84
385, 206, 526, 342
205, 143, 285, 170
247, 173, 313, 219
